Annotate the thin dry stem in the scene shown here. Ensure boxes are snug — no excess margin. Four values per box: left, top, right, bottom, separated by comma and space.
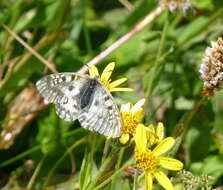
1, 23, 57, 73
118, 0, 134, 11
78, 6, 164, 74
13, 33, 57, 73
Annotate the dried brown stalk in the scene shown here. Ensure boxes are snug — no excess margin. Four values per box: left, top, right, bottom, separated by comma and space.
1, 23, 57, 73
78, 6, 164, 74
0, 86, 46, 149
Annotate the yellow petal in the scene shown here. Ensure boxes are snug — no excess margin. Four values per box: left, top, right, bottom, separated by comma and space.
120, 103, 131, 112
134, 124, 147, 153
146, 125, 156, 146
89, 64, 99, 78
153, 170, 174, 190
156, 122, 164, 141
134, 109, 143, 119
152, 137, 175, 156
145, 172, 153, 190
159, 157, 183, 171
119, 133, 130, 144
110, 87, 133, 92
147, 134, 156, 147
147, 124, 155, 133
109, 78, 127, 88
132, 98, 145, 112
100, 62, 115, 82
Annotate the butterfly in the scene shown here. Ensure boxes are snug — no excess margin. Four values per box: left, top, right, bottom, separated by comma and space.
36, 73, 122, 138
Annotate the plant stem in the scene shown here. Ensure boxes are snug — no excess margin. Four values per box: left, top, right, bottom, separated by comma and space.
145, 10, 169, 100
0, 145, 41, 168
93, 158, 133, 190
42, 136, 86, 188
175, 96, 206, 137
27, 155, 46, 189
118, 0, 134, 11
101, 139, 111, 164
78, 6, 164, 74
0, 128, 83, 168
87, 148, 119, 190
81, 0, 92, 53
110, 147, 125, 190
133, 168, 139, 190
1, 23, 57, 73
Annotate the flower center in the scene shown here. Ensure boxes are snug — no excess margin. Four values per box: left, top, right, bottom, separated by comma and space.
135, 150, 159, 172
121, 112, 139, 135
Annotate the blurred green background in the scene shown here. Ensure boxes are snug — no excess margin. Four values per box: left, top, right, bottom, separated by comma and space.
0, 0, 223, 189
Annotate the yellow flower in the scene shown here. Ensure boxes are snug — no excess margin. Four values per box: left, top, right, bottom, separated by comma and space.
146, 122, 164, 147
89, 62, 132, 92
119, 99, 145, 144
134, 124, 183, 190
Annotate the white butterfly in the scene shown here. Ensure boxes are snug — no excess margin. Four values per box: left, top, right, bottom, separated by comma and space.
36, 73, 122, 138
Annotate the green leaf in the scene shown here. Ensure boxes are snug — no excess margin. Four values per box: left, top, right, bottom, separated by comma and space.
79, 149, 90, 189
190, 155, 223, 184
37, 107, 62, 155
184, 126, 212, 163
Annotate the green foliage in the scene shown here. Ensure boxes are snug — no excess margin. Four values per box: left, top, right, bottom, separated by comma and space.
0, 0, 223, 189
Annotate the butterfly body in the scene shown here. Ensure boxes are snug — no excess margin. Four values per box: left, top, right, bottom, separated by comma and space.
36, 73, 122, 138
80, 78, 98, 109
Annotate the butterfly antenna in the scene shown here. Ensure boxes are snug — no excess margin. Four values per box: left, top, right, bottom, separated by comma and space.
84, 64, 100, 78
84, 63, 89, 68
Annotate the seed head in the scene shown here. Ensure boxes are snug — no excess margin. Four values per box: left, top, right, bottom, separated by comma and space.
199, 38, 223, 96
159, 0, 192, 13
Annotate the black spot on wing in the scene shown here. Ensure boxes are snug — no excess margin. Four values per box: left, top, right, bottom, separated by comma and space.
107, 105, 112, 110
62, 76, 66, 81
94, 100, 99, 106
73, 104, 78, 109
69, 85, 74, 91
104, 96, 109, 101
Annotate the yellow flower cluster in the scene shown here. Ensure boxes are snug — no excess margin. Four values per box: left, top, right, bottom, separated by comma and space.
88, 62, 183, 190
135, 125, 183, 190
119, 99, 145, 144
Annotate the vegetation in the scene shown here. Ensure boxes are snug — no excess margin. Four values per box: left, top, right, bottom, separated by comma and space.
0, 0, 223, 189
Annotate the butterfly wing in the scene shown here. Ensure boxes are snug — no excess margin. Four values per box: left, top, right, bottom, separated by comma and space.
36, 73, 122, 138
36, 73, 88, 121
78, 81, 122, 138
